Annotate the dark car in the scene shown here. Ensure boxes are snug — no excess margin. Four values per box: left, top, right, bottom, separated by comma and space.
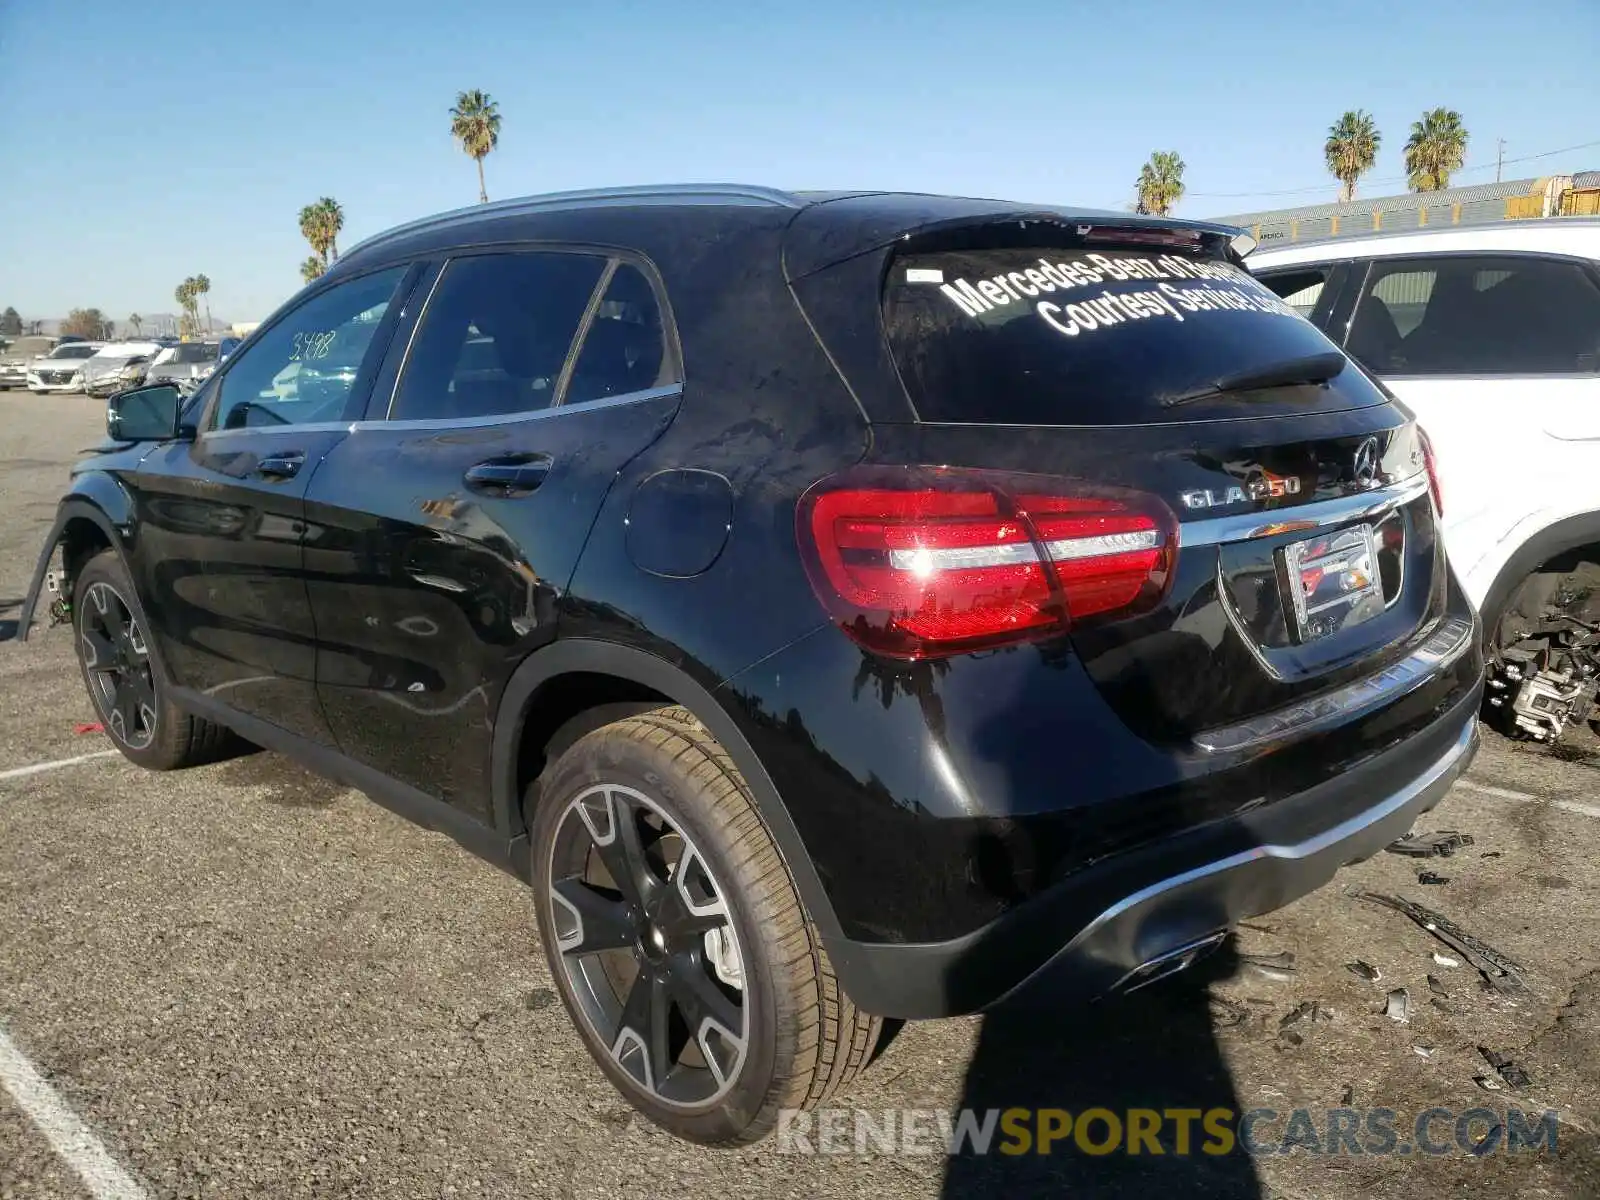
17, 184, 1483, 1145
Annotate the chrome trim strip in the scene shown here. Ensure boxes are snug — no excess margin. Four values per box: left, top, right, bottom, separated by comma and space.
1192, 614, 1475, 754
351, 383, 684, 432
1180, 473, 1429, 547
199, 421, 352, 439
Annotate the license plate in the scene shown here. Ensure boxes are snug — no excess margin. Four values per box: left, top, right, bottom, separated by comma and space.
1282, 523, 1384, 643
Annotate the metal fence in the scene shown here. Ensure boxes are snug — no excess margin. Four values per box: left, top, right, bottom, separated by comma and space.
1213, 171, 1600, 245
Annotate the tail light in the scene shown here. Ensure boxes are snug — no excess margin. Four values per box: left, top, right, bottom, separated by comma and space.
798, 467, 1175, 659
1417, 426, 1443, 517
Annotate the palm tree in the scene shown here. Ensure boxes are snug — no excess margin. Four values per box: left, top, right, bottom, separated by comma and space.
1404, 108, 1468, 192
193, 274, 212, 334
301, 256, 326, 284
1326, 110, 1381, 202
174, 280, 194, 338
450, 89, 502, 203
128, 313, 142, 337
1134, 151, 1186, 216
297, 198, 344, 267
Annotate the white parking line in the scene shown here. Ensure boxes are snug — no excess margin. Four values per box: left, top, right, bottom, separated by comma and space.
0, 750, 119, 784
0, 1025, 149, 1200
1456, 779, 1535, 802
1458, 777, 1600, 819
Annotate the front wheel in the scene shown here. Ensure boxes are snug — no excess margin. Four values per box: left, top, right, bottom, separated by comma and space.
73, 550, 241, 770
529, 705, 879, 1145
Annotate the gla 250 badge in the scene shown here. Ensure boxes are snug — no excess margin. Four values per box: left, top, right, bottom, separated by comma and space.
1180, 477, 1302, 510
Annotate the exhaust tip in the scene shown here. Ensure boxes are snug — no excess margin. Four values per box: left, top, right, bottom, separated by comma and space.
1110, 929, 1230, 996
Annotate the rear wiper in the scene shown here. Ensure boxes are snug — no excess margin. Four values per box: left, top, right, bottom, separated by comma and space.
1162, 350, 1346, 408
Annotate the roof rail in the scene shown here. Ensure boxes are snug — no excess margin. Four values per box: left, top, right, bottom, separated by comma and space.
341, 183, 803, 260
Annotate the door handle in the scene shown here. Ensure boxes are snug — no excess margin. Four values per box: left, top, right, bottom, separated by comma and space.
463, 454, 552, 497
256, 450, 306, 480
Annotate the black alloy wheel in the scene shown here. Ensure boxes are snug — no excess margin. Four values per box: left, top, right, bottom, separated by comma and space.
79, 580, 158, 751
546, 782, 748, 1107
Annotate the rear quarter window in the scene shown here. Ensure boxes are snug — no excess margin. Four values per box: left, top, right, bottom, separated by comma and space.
884, 246, 1386, 425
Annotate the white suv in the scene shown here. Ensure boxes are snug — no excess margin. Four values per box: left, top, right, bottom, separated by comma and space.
1248, 218, 1600, 744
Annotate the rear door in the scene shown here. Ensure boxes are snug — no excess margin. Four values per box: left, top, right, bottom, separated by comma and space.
302, 249, 681, 819
132, 265, 415, 744
1338, 253, 1600, 590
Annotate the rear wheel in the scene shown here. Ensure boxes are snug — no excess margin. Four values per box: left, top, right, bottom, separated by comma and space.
529, 705, 879, 1144
73, 550, 241, 770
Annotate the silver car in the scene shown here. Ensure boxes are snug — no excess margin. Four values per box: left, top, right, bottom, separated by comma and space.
143, 340, 227, 387
0, 335, 58, 389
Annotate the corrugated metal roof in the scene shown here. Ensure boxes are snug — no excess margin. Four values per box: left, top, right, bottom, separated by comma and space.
1209, 172, 1594, 226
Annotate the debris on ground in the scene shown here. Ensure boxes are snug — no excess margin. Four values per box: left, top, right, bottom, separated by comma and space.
1280, 1030, 1304, 1047
1385, 988, 1411, 1023
1482, 851, 1503, 859
1346, 960, 1382, 983
1479, 1048, 1534, 1092
1426, 974, 1449, 996
1238, 949, 1297, 982
1414, 1044, 1434, 1058
73, 722, 103, 735
1356, 892, 1528, 994
1475, 1074, 1504, 1092
1386, 830, 1475, 858
1432, 951, 1461, 968
1340, 1084, 1354, 1106
1431, 997, 1455, 1014
1280, 1001, 1318, 1029
1209, 996, 1250, 1028
1417, 871, 1451, 885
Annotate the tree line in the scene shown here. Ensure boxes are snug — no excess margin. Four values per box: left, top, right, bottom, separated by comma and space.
1134, 106, 1470, 217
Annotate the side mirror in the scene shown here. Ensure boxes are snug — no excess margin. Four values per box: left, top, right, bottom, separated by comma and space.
107, 384, 185, 442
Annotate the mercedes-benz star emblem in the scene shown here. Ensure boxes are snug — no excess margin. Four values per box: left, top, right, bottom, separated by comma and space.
1353, 436, 1380, 488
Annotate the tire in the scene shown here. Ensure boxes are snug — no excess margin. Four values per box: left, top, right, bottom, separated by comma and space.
72, 549, 240, 770
529, 705, 879, 1145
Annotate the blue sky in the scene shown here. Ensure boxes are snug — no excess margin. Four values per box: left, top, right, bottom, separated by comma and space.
2, 0, 1596, 324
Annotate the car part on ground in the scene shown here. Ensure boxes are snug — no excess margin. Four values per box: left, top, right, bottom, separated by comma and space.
1385, 829, 1474, 857
1355, 891, 1527, 995
12, 185, 1487, 1144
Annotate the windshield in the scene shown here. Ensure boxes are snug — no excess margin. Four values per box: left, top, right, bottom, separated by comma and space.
882, 243, 1386, 425
51, 344, 97, 359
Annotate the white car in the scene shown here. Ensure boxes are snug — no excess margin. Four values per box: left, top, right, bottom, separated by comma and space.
26, 341, 102, 393
1248, 217, 1600, 744
81, 340, 168, 397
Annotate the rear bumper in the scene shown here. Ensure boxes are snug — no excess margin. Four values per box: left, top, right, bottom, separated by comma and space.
829, 680, 1481, 1018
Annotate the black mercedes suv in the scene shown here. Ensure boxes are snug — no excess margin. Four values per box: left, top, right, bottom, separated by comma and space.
18, 185, 1483, 1145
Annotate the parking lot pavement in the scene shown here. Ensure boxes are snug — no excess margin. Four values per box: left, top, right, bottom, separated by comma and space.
2, 392, 1598, 1199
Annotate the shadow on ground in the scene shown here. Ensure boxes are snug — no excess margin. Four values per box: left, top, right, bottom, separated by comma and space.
940, 945, 1261, 1199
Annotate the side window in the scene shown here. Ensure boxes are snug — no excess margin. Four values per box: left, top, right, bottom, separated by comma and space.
390, 252, 605, 421
565, 263, 674, 405
1350, 256, 1600, 376
210, 267, 407, 430
1258, 267, 1332, 321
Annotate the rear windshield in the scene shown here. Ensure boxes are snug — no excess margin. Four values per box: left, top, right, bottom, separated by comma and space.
883, 246, 1385, 425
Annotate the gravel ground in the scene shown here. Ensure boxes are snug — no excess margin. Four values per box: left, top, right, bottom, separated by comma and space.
1, 391, 1597, 1199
